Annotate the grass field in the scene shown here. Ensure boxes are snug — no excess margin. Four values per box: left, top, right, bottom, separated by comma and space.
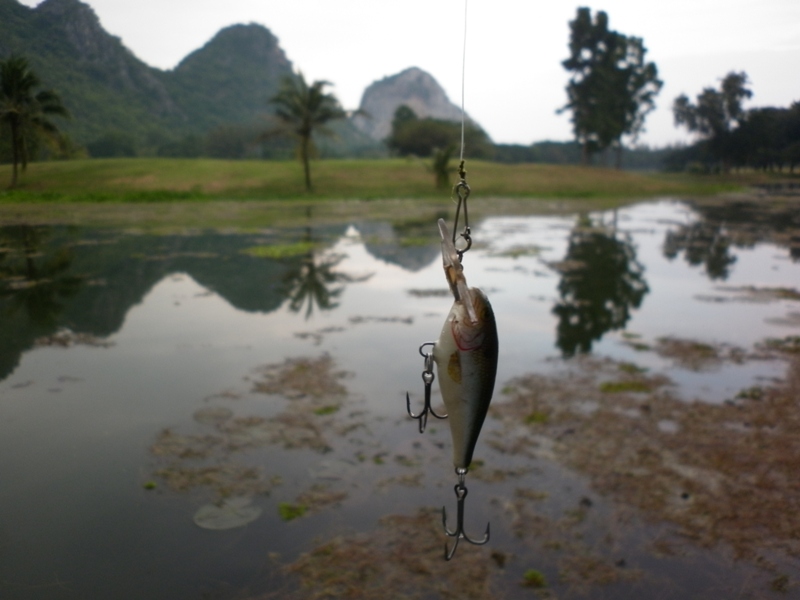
0, 157, 790, 228
1, 157, 763, 200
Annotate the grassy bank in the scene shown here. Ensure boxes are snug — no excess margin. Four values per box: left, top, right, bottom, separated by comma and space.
0, 157, 755, 202
0, 157, 784, 229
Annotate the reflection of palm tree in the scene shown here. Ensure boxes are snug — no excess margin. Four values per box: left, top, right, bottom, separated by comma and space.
553, 216, 649, 356
0, 226, 83, 327
663, 223, 737, 280
281, 228, 372, 319
284, 252, 348, 319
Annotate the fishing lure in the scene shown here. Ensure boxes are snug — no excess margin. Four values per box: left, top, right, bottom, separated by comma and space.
406, 0, 495, 559
434, 217, 498, 472
407, 169, 499, 560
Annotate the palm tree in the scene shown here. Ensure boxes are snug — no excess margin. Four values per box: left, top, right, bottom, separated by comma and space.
0, 55, 70, 188
269, 72, 346, 192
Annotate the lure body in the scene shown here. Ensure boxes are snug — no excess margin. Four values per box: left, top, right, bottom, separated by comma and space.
433, 218, 499, 470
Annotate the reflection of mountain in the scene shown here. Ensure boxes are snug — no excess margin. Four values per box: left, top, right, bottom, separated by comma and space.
552, 216, 649, 357
664, 199, 800, 275
0, 224, 351, 381
356, 220, 442, 272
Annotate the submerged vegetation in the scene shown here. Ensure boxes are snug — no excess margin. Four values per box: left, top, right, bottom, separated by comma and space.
492, 347, 800, 589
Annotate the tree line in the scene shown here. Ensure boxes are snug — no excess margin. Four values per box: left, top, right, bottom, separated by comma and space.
3, 7, 799, 190
670, 72, 800, 173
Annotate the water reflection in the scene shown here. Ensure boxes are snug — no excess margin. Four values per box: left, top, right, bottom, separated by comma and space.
663, 199, 800, 279
0, 226, 85, 378
663, 221, 737, 280
0, 226, 84, 324
2, 199, 800, 600
552, 214, 649, 356
281, 228, 373, 319
0, 225, 382, 379
357, 217, 442, 271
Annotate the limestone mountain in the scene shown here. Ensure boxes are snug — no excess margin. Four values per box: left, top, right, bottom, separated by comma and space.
352, 67, 474, 141
163, 23, 293, 131
0, 0, 378, 156
0, 0, 179, 144
1, 0, 467, 157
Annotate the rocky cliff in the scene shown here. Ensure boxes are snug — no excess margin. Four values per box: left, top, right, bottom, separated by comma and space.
351, 67, 467, 141
0, 0, 296, 146
35, 0, 178, 115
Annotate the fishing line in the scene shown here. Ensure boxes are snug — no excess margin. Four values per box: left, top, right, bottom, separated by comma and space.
459, 0, 468, 163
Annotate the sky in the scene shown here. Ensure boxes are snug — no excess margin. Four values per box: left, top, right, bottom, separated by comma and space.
19, 0, 800, 148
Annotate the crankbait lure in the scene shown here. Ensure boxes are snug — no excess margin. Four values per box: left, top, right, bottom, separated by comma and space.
406, 166, 499, 560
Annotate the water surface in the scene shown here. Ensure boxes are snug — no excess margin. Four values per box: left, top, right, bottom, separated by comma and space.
1, 197, 799, 599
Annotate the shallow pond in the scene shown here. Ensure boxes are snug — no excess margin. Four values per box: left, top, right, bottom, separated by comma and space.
1, 197, 799, 599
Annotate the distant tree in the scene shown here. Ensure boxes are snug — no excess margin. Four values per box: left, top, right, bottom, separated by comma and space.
0, 55, 70, 187
204, 124, 256, 159
269, 72, 347, 191
783, 103, 800, 173
428, 145, 457, 189
560, 8, 661, 167
391, 104, 418, 133
157, 133, 204, 158
672, 71, 752, 171
86, 131, 137, 158
614, 37, 662, 159
386, 105, 492, 159
724, 103, 800, 172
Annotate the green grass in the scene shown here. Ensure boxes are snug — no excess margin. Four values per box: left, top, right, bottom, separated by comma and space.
0, 157, 777, 230
599, 380, 653, 394
312, 405, 340, 416
522, 569, 547, 588
278, 502, 308, 522
0, 157, 753, 203
524, 411, 550, 425
241, 242, 317, 259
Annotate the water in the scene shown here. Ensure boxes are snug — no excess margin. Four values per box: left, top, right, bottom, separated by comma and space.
1, 198, 799, 599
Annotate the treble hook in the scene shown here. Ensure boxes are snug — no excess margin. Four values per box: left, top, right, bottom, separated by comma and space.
406, 342, 448, 433
452, 160, 472, 263
442, 468, 490, 560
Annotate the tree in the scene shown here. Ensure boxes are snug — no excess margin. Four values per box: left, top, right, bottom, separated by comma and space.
428, 145, 457, 189
268, 72, 347, 192
0, 55, 69, 188
86, 131, 137, 158
672, 71, 752, 171
615, 37, 662, 156
386, 105, 492, 159
560, 8, 661, 166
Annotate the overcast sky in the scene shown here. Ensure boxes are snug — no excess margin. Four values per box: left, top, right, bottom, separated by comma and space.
19, 0, 800, 148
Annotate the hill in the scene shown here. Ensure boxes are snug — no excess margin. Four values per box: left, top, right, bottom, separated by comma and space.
162, 23, 293, 132
352, 67, 474, 142
0, 0, 179, 147
0, 0, 379, 157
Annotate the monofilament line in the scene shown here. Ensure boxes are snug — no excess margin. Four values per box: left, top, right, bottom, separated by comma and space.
459, 0, 468, 163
